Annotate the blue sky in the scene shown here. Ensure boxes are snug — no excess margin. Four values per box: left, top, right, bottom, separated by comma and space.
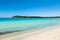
0, 0, 60, 17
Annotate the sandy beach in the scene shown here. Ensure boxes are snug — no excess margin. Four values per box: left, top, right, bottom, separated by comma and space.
0, 24, 60, 40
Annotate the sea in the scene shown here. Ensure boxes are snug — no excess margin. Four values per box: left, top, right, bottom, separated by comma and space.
0, 18, 60, 35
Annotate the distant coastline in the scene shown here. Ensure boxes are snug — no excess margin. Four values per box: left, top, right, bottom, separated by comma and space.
12, 15, 60, 18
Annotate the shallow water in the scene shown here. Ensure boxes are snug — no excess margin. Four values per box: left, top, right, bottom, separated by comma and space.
0, 18, 60, 34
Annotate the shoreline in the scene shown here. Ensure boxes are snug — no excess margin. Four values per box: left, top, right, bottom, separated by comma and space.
0, 24, 60, 40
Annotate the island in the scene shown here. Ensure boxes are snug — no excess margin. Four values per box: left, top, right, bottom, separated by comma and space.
12, 15, 42, 18
12, 15, 60, 18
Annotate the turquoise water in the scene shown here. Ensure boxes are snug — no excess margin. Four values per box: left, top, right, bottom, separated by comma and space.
0, 18, 60, 33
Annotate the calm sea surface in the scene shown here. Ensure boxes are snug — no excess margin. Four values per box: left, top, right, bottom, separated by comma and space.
0, 18, 60, 33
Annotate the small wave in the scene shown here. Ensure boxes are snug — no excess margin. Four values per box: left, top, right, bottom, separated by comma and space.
0, 30, 23, 35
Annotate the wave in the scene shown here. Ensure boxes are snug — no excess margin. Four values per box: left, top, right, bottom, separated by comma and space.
0, 30, 22, 35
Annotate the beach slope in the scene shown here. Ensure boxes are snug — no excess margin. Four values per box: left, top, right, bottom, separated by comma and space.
0, 25, 60, 40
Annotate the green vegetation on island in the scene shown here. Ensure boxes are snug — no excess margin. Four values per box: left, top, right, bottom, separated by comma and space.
12, 15, 41, 18
12, 15, 60, 18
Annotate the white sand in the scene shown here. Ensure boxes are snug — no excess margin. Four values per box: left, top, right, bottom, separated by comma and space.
0, 25, 60, 40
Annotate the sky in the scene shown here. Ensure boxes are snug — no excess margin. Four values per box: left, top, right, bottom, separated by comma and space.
0, 0, 60, 17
